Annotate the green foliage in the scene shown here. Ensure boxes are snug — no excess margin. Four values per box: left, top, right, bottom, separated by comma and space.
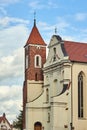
13, 110, 23, 130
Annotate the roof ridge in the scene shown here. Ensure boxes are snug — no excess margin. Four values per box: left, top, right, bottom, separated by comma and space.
64, 40, 87, 44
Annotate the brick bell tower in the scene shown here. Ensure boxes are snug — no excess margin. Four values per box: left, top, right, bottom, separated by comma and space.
23, 18, 46, 130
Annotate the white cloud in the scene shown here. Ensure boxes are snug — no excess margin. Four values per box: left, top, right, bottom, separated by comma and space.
0, 22, 29, 81
0, 15, 28, 123
0, 23, 29, 57
37, 20, 71, 45
0, 14, 29, 123
0, 7, 7, 15
0, 85, 22, 123
29, 1, 45, 10
75, 13, 87, 21
48, 1, 58, 8
38, 21, 54, 31
0, 0, 20, 6
57, 21, 70, 32
0, 47, 24, 80
38, 20, 69, 33
28, 0, 58, 10
0, 85, 22, 100
0, 16, 29, 27
62, 35, 76, 41
0, 25, 24, 121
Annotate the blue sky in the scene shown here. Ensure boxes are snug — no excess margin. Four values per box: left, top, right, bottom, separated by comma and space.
0, 0, 87, 123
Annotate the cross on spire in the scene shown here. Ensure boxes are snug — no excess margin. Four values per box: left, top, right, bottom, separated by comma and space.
55, 27, 57, 34
34, 11, 36, 26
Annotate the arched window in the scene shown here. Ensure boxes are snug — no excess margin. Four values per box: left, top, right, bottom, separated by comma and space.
25, 55, 28, 69
78, 71, 84, 118
36, 56, 39, 66
53, 47, 56, 61
34, 122, 42, 130
54, 47, 56, 54
46, 88, 49, 102
35, 55, 41, 68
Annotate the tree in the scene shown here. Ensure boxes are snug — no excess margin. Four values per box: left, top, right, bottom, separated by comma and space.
13, 110, 23, 130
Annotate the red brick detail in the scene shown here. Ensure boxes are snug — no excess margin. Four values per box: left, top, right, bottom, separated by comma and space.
23, 45, 46, 129
25, 45, 46, 81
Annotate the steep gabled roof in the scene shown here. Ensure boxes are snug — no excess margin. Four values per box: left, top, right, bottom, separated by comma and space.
0, 113, 12, 128
26, 19, 46, 46
0, 116, 4, 123
64, 40, 87, 63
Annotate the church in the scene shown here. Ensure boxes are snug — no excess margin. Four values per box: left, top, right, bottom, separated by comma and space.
23, 18, 87, 130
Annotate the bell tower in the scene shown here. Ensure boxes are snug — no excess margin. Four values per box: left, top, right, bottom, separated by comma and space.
23, 18, 46, 130
24, 18, 46, 81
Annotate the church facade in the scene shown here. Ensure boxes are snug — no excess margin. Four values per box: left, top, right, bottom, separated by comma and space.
23, 19, 87, 130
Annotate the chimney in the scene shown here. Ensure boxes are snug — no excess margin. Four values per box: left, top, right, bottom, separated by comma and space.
3, 113, 6, 117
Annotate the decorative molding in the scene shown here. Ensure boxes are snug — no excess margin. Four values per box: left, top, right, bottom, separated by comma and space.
50, 102, 67, 107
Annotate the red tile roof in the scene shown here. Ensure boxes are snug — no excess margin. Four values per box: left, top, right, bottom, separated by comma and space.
26, 21, 46, 46
64, 40, 87, 63
0, 113, 12, 128
0, 116, 4, 123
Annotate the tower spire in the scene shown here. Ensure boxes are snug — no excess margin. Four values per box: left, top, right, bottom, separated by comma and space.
55, 27, 57, 34
34, 11, 36, 26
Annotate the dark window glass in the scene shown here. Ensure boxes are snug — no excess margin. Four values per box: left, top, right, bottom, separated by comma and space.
36, 56, 39, 66
78, 72, 83, 118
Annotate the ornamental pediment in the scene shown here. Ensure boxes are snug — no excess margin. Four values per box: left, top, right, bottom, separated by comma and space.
44, 35, 68, 67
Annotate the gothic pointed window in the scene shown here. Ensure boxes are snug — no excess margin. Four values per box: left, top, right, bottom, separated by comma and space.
78, 72, 84, 118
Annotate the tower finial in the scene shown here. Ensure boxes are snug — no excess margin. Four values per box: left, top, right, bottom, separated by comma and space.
34, 11, 36, 26
55, 27, 57, 34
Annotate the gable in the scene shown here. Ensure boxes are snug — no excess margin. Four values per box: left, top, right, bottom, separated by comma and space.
48, 35, 62, 47
0, 115, 12, 129
46, 35, 87, 67
44, 35, 68, 67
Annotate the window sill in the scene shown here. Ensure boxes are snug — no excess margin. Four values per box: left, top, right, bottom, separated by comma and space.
78, 117, 87, 120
